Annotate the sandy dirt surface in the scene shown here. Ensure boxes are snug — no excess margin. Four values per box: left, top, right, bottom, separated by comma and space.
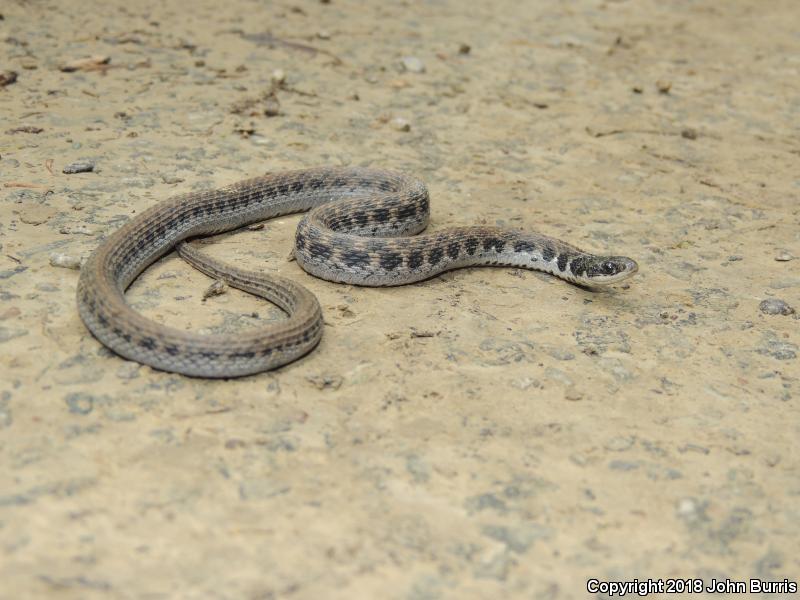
1, 0, 798, 598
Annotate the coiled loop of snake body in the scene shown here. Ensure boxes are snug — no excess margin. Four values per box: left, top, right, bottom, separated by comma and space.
76, 167, 638, 377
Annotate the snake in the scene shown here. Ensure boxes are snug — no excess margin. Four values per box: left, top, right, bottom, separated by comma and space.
76, 167, 638, 377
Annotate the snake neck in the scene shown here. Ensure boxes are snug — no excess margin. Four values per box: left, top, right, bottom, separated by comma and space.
295, 224, 603, 286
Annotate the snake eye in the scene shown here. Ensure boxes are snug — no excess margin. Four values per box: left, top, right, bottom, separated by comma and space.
602, 261, 617, 275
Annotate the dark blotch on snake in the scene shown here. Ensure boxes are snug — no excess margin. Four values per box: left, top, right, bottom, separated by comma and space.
230, 351, 256, 359
379, 252, 403, 271
447, 241, 461, 259
396, 203, 417, 220
340, 250, 371, 267
541, 245, 556, 261
372, 207, 390, 223
290, 180, 304, 193
513, 240, 536, 253
295, 232, 306, 250
353, 211, 369, 227
483, 237, 506, 253
465, 237, 479, 255
309, 241, 331, 260
557, 254, 568, 272
408, 250, 424, 269
165, 345, 180, 356
428, 247, 444, 265
139, 337, 157, 350
569, 256, 588, 276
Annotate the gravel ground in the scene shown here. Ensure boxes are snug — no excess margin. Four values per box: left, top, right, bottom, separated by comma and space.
1, 0, 798, 598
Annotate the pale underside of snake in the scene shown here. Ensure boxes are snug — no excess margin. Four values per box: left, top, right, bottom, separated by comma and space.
76, 167, 638, 377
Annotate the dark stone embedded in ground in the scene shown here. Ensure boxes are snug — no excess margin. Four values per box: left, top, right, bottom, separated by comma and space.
759, 299, 795, 316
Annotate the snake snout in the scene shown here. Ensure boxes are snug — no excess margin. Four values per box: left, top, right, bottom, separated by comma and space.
625, 258, 639, 275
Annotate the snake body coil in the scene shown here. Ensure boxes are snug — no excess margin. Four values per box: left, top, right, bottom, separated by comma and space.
77, 167, 638, 377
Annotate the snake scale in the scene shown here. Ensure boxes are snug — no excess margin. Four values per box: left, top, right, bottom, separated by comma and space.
77, 167, 638, 377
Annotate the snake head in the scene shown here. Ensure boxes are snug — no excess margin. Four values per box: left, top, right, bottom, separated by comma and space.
583, 256, 638, 285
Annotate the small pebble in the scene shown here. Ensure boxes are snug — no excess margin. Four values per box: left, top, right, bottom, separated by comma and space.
510, 377, 540, 390
545, 367, 573, 387
768, 278, 800, 289
0, 70, 18, 87
316, 30, 331, 40
63, 160, 95, 174
727, 255, 743, 262
400, 56, 425, 73
271, 69, 286, 85
681, 128, 697, 140
59, 224, 93, 235
564, 386, 583, 401
161, 174, 184, 184
604, 435, 635, 452
49, 253, 82, 269
390, 117, 411, 132
458, 43, 471, 55
774, 250, 794, 262
410, 329, 436, 338
59, 55, 110, 72
676, 497, 699, 518
759, 299, 795, 316
656, 79, 672, 94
